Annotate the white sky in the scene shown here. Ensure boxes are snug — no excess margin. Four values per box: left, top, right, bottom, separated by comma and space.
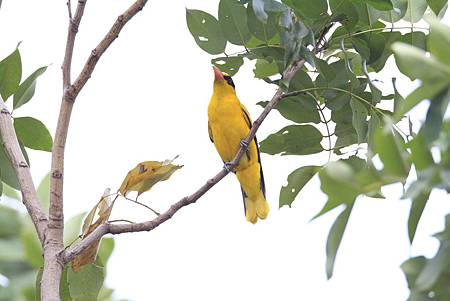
0, 1, 449, 300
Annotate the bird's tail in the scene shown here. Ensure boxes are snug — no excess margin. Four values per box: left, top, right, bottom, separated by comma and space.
236, 162, 269, 224
244, 193, 270, 224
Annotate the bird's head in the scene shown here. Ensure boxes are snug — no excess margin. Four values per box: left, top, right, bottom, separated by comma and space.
212, 65, 235, 94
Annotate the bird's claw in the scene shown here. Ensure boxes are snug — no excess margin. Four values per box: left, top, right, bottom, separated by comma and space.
223, 162, 234, 172
240, 140, 249, 148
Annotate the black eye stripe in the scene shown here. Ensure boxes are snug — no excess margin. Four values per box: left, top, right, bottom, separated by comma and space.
223, 75, 235, 89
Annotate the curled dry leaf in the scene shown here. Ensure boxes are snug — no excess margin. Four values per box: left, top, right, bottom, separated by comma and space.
72, 188, 114, 272
119, 156, 183, 198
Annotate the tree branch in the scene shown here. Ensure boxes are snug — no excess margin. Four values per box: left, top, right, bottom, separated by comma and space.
42, 1, 88, 300
0, 99, 48, 242
62, 0, 87, 87
59, 59, 305, 265
70, 0, 149, 98
43, 1, 151, 300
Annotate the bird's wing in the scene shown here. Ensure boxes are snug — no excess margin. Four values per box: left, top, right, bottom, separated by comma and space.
240, 104, 266, 197
208, 121, 214, 143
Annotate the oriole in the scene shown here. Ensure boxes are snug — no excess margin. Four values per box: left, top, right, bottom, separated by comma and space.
208, 66, 269, 224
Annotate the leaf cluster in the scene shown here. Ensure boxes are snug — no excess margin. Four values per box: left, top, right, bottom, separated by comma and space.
0, 47, 52, 191
187, 0, 450, 294
0, 176, 126, 301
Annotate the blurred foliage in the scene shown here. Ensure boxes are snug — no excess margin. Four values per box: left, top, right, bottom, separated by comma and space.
187, 0, 450, 299
0, 45, 126, 299
0, 175, 126, 301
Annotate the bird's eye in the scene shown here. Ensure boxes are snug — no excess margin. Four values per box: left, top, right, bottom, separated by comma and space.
223, 75, 235, 89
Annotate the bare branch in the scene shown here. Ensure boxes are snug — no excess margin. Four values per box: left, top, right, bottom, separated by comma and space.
0, 99, 48, 242
62, 0, 87, 87
43, 1, 151, 299
59, 59, 305, 265
71, 0, 149, 98
42, 1, 89, 298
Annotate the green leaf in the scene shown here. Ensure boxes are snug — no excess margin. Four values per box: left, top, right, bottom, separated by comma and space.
258, 94, 320, 124
0, 48, 22, 100
392, 78, 404, 114
392, 42, 450, 83
423, 88, 450, 144
401, 31, 427, 50
288, 69, 314, 92
98, 238, 115, 265
68, 264, 104, 301
365, 0, 394, 10
14, 117, 53, 152
37, 172, 51, 213
21, 227, 43, 268
380, 0, 408, 22
407, 189, 430, 244
374, 123, 410, 180
283, 0, 328, 19
403, 0, 428, 22
260, 124, 323, 155
0, 238, 24, 261
219, 0, 252, 45
279, 165, 320, 208
366, 33, 386, 64
247, 2, 278, 42
60, 267, 72, 301
350, 98, 368, 144
0, 141, 20, 189
211, 56, 244, 76
245, 45, 285, 62
326, 203, 354, 279
253, 59, 279, 78
2, 182, 20, 200
401, 256, 427, 289
415, 240, 450, 290
316, 157, 363, 219
64, 213, 85, 246
251, 0, 268, 23
395, 80, 449, 119
186, 9, 227, 55
314, 57, 336, 82
427, 0, 448, 15
410, 130, 434, 172
0, 205, 21, 238
329, 0, 359, 30
13, 66, 47, 110
428, 18, 450, 66
367, 110, 381, 157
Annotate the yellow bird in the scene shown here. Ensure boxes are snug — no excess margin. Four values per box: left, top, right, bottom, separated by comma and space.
208, 66, 269, 224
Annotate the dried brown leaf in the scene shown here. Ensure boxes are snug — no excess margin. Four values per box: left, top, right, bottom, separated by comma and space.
119, 157, 183, 197
72, 189, 114, 272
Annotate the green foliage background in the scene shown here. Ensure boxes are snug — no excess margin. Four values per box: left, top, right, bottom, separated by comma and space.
187, 0, 450, 300
0, 47, 126, 300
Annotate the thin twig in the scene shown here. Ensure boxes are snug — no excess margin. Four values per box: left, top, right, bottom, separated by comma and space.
311, 93, 332, 162
109, 219, 135, 224
70, 0, 149, 98
123, 196, 160, 216
67, 0, 73, 20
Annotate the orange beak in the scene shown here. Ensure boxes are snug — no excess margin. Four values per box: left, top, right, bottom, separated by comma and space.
213, 65, 224, 81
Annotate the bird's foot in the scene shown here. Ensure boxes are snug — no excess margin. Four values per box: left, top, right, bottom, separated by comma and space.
223, 162, 234, 172
240, 140, 249, 148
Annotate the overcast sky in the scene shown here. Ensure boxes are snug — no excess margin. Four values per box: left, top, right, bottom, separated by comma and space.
0, 1, 449, 300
